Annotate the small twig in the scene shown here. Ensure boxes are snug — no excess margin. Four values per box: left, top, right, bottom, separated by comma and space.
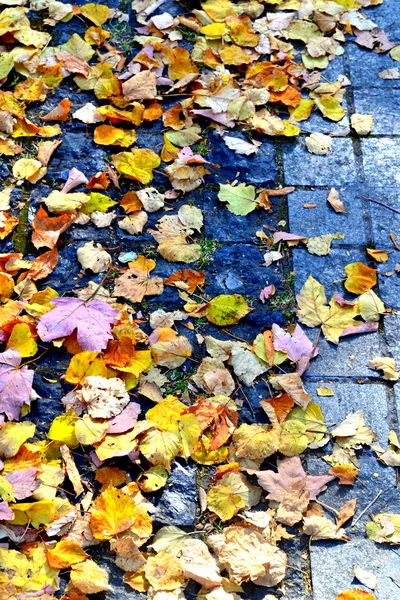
316, 499, 339, 516
352, 489, 382, 526
234, 375, 255, 418
287, 565, 310, 576
85, 266, 112, 303
221, 329, 249, 344
358, 195, 400, 216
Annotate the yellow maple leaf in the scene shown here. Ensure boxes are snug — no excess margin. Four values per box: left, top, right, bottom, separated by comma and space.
112, 149, 161, 184
6, 323, 37, 357
90, 486, 137, 540
46, 539, 89, 569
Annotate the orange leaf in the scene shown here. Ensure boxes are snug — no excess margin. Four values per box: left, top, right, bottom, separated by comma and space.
25, 248, 59, 281
329, 465, 358, 486
165, 269, 205, 293
32, 206, 74, 249
40, 98, 71, 122
344, 262, 377, 294
337, 590, 376, 600
366, 248, 389, 263
86, 171, 109, 189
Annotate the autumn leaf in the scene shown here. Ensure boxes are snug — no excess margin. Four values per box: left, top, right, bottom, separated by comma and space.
114, 256, 164, 302
0, 349, 34, 420
145, 551, 184, 591
46, 539, 89, 569
112, 149, 161, 184
344, 262, 377, 294
206, 294, 251, 326
68, 560, 109, 594
37, 298, 119, 351
90, 486, 138, 540
158, 235, 202, 263
6, 323, 37, 357
366, 513, 400, 544
165, 269, 205, 293
368, 356, 398, 381
337, 590, 376, 600
207, 472, 261, 521
32, 206, 75, 249
218, 183, 257, 215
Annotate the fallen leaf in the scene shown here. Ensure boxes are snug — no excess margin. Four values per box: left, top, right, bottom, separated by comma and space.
351, 114, 374, 135
305, 133, 332, 155
327, 187, 347, 213
353, 565, 377, 590
206, 294, 251, 326
368, 356, 398, 381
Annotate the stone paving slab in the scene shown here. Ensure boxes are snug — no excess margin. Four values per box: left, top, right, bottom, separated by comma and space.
353, 89, 400, 135
347, 43, 400, 89
361, 138, 400, 186
283, 139, 358, 187
311, 538, 400, 600
288, 189, 367, 246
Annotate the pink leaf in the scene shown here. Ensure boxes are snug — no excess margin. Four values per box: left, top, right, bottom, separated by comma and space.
340, 321, 378, 338
272, 232, 307, 245
5, 467, 38, 500
61, 168, 88, 193
272, 324, 318, 375
37, 298, 119, 352
259, 285, 275, 303
255, 456, 334, 501
107, 402, 141, 434
0, 500, 13, 520
0, 349, 34, 420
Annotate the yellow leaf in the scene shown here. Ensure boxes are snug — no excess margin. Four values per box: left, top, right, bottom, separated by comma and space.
80, 3, 110, 26
0, 421, 35, 458
206, 294, 251, 326
232, 423, 280, 460
138, 465, 168, 492
145, 551, 184, 591
12, 158, 46, 183
315, 96, 345, 122
344, 262, 377, 294
366, 248, 388, 263
139, 428, 181, 468
368, 356, 398, 381
112, 149, 161, 184
48, 411, 79, 448
43, 190, 90, 214
59, 33, 95, 61
94, 124, 136, 147
75, 415, 108, 445
336, 591, 376, 600
90, 486, 137, 540
10, 499, 57, 528
202, 0, 235, 21
359, 290, 385, 322
170, 413, 201, 459
65, 351, 107, 384
0, 543, 59, 593
151, 335, 193, 368
158, 235, 202, 263
6, 323, 37, 357
207, 472, 261, 521
117, 350, 152, 378
46, 539, 89, 569
200, 23, 228, 38
289, 98, 314, 121
68, 559, 109, 594
146, 396, 187, 429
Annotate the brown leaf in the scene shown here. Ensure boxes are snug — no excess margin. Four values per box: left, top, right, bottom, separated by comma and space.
336, 498, 357, 529
32, 206, 75, 249
327, 187, 347, 213
26, 247, 59, 281
40, 98, 71, 122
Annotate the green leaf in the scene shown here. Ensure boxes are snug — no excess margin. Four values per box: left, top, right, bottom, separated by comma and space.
218, 183, 256, 216
206, 294, 251, 326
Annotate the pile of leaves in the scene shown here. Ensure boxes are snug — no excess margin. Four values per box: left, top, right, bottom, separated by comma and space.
0, 0, 399, 599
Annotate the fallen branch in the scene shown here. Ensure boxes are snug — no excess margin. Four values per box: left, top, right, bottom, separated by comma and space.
358, 195, 400, 216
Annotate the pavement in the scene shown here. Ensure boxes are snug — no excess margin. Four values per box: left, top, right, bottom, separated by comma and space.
2, 0, 400, 598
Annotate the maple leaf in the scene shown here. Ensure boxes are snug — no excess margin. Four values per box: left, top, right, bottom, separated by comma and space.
0, 349, 34, 420
255, 456, 334, 505
272, 323, 318, 375
37, 298, 119, 351
90, 486, 138, 540
32, 206, 75, 249
296, 275, 363, 343
114, 256, 164, 302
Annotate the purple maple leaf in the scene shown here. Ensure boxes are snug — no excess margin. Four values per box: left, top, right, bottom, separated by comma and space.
0, 500, 13, 520
0, 349, 34, 420
272, 324, 318, 375
256, 456, 334, 501
37, 298, 119, 352
5, 467, 38, 500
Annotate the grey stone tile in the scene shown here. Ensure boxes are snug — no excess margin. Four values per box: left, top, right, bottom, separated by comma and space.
207, 131, 277, 186
311, 538, 400, 600
153, 462, 197, 526
308, 453, 400, 535
293, 247, 368, 299
367, 188, 400, 247
347, 42, 400, 89
377, 253, 400, 310
353, 88, 400, 135
204, 243, 283, 298
382, 314, 400, 366
366, 0, 400, 39
203, 189, 270, 243
288, 189, 367, 245
304, 330, 383, 378
361, 138, 400, 186
283, 138, 358, 187
305, 382, 390, 440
